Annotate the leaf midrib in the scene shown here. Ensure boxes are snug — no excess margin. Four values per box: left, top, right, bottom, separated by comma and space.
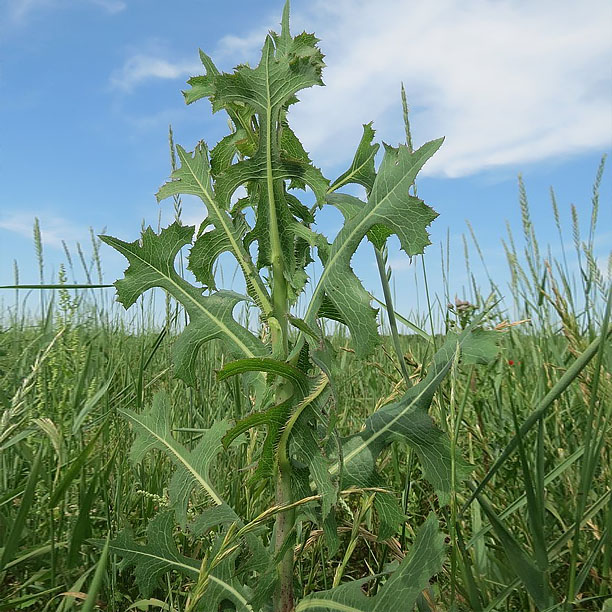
111, 543, 198, 575
119, 241, 256, 360
208, 574, 253, 611
110, 544, 253, 610
328, 147, 377, 193
180, 152, 272, 317
328, 346, 456, 477
304, 151, 424, 325
122, 409, 223, 505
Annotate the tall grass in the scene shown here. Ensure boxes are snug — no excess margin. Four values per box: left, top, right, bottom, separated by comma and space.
0, 159, 609, 611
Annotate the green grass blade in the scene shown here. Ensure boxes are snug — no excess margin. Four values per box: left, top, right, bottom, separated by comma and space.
72, 374, 115, 434
81, 533, 110, 612
463, 327, 611, 512
0, 447, 43, 572
50, 423, 105, 507
473, 488, 555, 610
371, 296, 432, 341
467, 446, 585, 547
0, 284, 113, 289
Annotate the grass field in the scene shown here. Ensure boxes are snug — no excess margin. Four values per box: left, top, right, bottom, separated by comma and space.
0, 162, 610, 611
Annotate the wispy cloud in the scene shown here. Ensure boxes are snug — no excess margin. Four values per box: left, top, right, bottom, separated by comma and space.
108, 29, 269, 94
0, 212, 91, 249
109, 54, 201, 92
6, 0, 126, 22
210, 0, 612, 178
215, 27, 269, 61
108, 18, 271, 94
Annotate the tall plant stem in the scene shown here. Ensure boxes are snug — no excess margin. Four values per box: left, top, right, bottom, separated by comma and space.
374, 247, 411, 386
267, 113, 295, 608
270, 230, 295, 610
274, 444, 296, 612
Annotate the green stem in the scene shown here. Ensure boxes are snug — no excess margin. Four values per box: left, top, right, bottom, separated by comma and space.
266, 107, 294, 608
566, 287, 612, 609
374, 246, 410, 385
273, 369, 296, 611
274, 450, 296, 612
462, 324, 611, 514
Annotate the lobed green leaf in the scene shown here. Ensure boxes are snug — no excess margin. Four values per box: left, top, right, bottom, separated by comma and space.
330, 328, 499, 507
100, 222, 268, 386
306, 139, 443, 357
296, 513, 445, 611
121, 391, 228, 525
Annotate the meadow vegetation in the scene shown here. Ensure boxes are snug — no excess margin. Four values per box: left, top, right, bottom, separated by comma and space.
0, 3, 610, 611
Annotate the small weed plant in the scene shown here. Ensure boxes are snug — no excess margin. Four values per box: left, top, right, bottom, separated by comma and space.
101, 3, 498, 611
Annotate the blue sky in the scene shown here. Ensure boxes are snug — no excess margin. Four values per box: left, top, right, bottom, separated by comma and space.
1, 0, 610, 321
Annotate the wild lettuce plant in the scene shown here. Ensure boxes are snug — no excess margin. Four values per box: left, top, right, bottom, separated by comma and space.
101, 3, 496, 610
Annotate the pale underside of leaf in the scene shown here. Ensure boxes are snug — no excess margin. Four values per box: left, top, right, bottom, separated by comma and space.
121, 391, 226, 515
100, 223, 267, 386
329, 329, 497, 505
303, 139, 443, 357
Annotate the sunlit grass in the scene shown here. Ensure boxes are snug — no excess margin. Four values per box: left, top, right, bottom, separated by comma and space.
0, 159, 609, 611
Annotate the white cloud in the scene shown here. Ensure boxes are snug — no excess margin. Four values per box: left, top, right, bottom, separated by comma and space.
109, 55, 201, 92
108, 27, 269, 94
387, 256, 415, 272
0, 212, 90, 248
216, 28, 270, 61
218, 0, 612, 178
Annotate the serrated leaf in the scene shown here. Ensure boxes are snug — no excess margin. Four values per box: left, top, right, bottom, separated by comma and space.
305, 139, 443, 357
329, 328, 498, 506
281, 123, 322, 192
213, 24, 323, 117
188, 215, 249, 291
224, 400, 292, 482
209, 18, 328, 291
289, 221, 330, 253
295, 513, 445, 611
317, 294, 346, 325
217, 357, 310, 395
373, 491, 406, 541
211, 23, 329, 208
100, 222, 268, 386
291, 415, 338, 520
285, 192, 313, 221
189, 503, 240, 535
110, 512, 254, 611
121, 391, 228, 525
210, 129, 249, 175
327, 193, 393, 258
183, 50, 220, 106
180, 11, 331, 311
156, 145, 271, 316
110, 512, 199, 597
330, 122, 380, 193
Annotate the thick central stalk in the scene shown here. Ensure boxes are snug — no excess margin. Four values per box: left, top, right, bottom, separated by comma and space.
266, 107, 295, 611
273, 384, 296, 612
